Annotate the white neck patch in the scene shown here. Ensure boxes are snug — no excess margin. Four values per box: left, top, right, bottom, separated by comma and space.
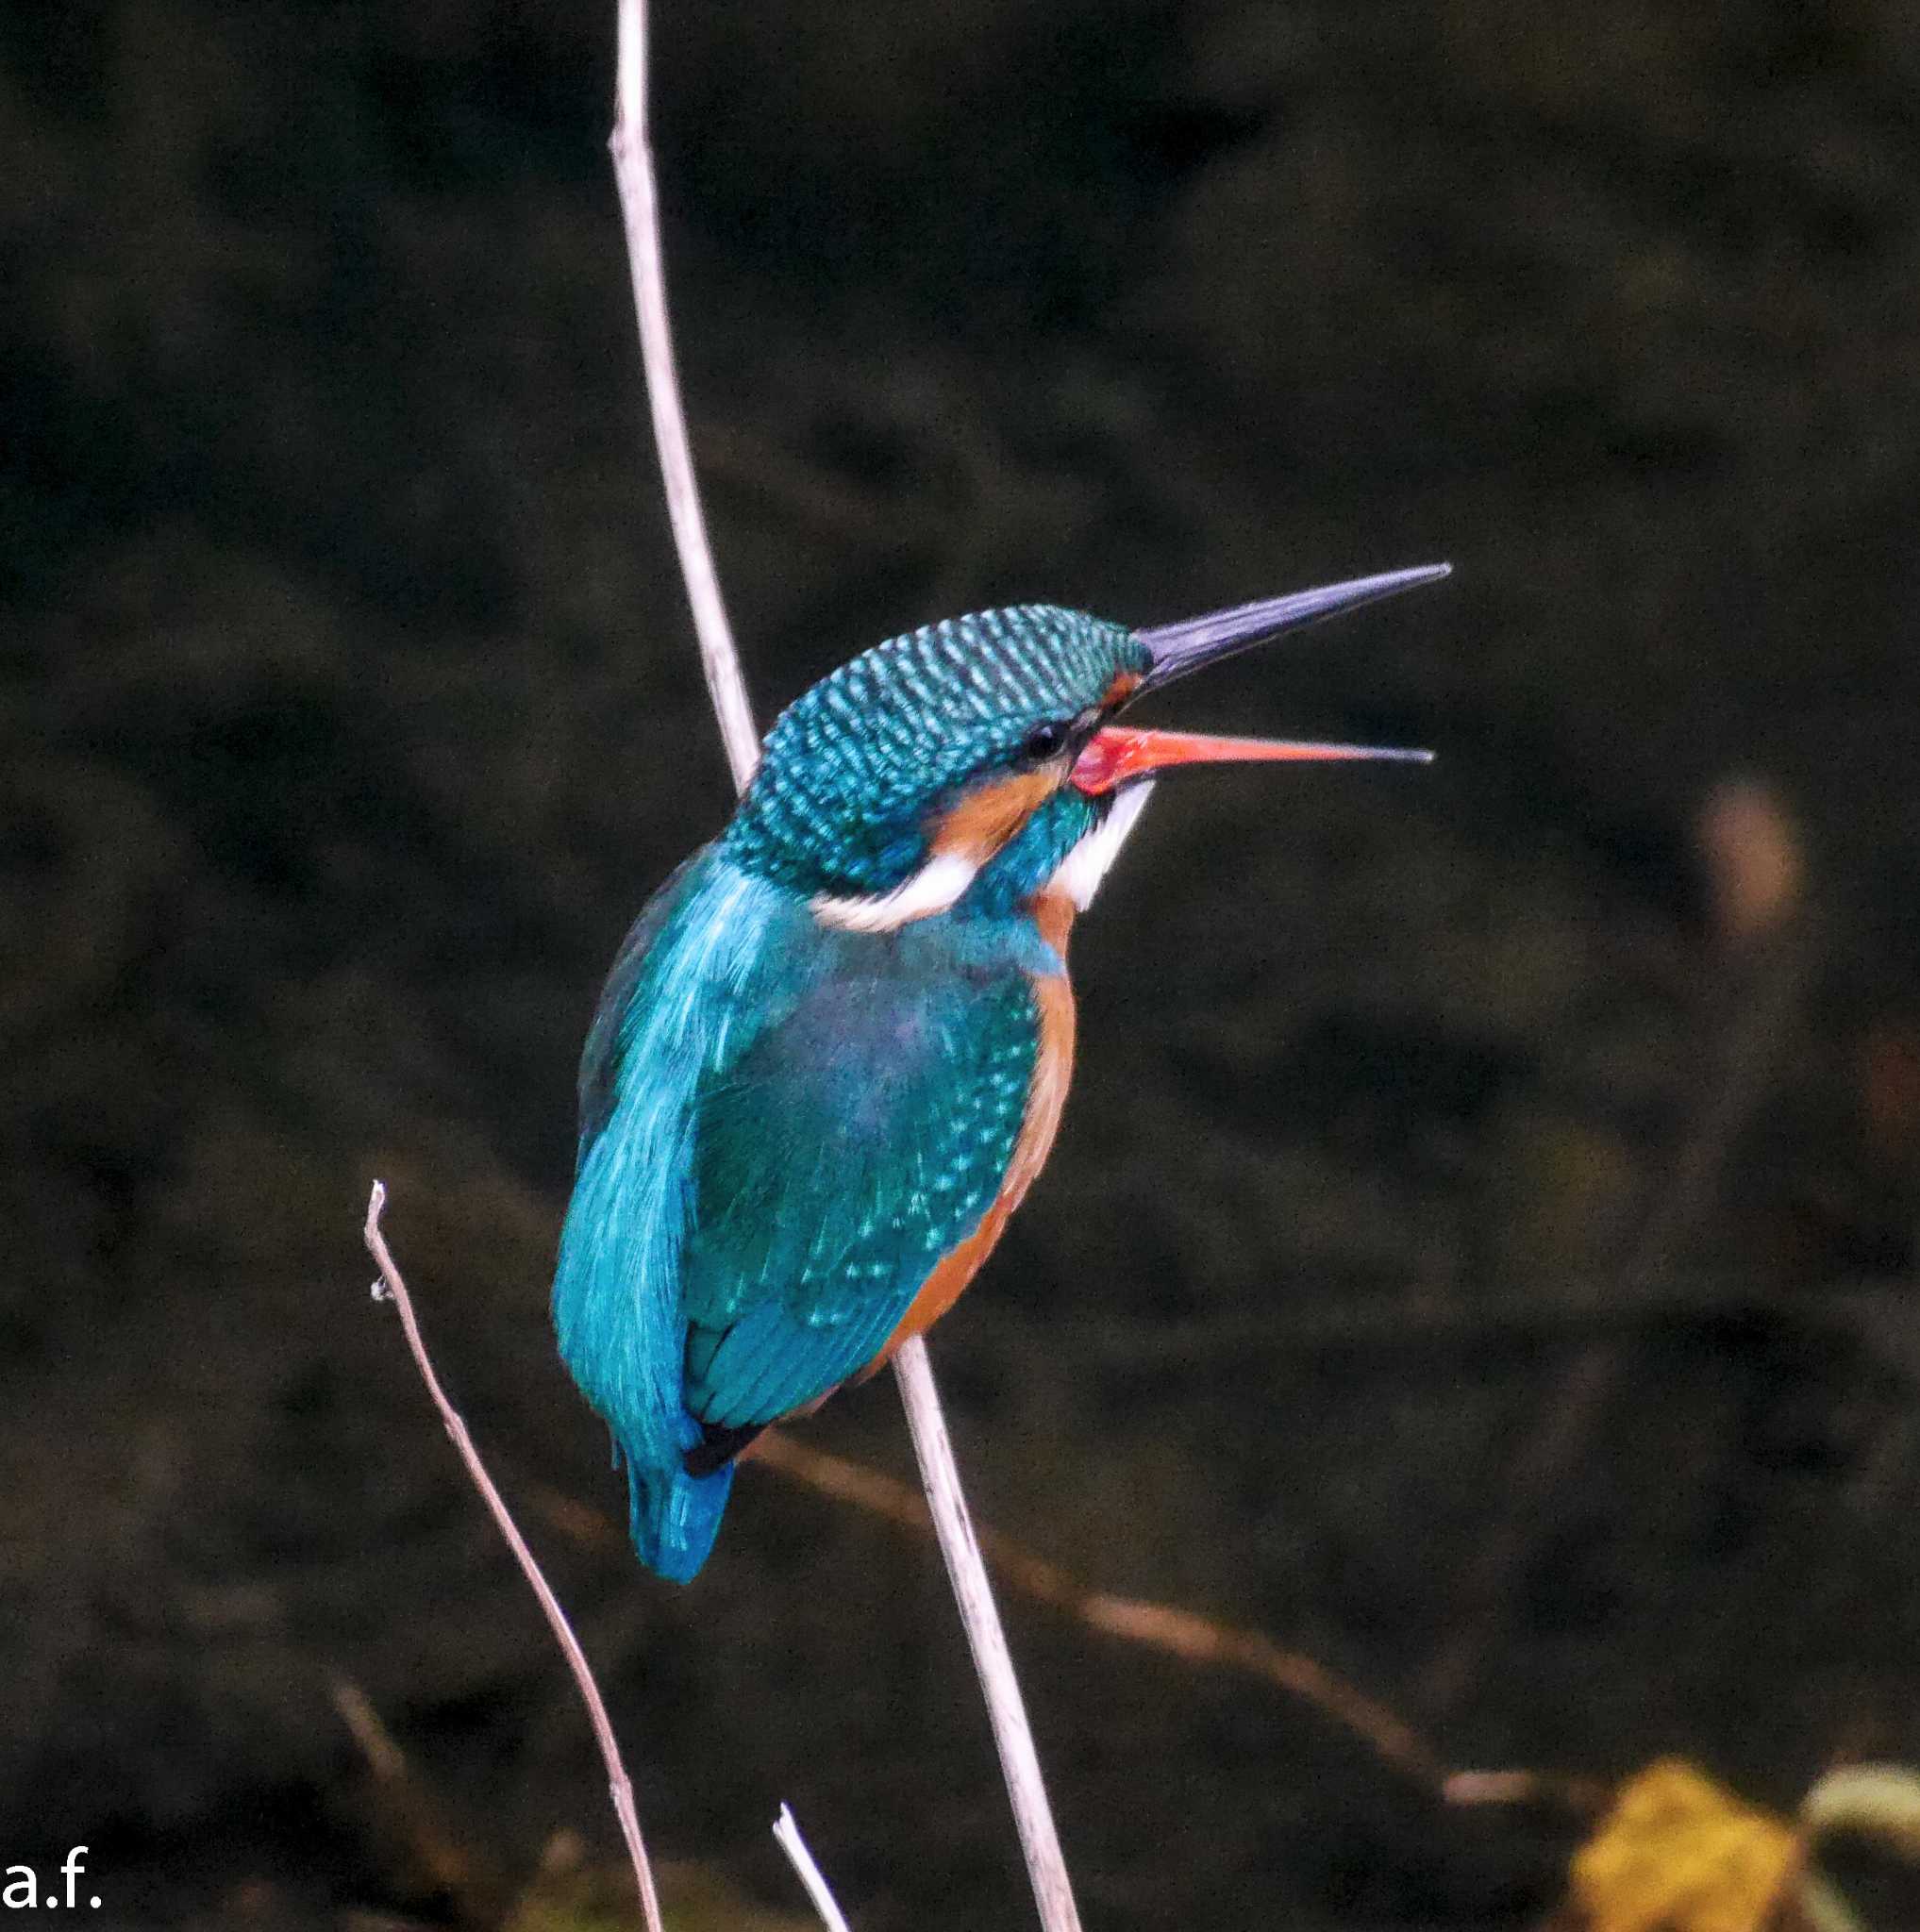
810, 850, 979, 933
1048, 780, 1156, 910
810, 780, 1156, 932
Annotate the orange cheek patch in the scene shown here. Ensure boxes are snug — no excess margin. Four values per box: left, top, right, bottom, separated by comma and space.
1101, 670, 1143, 707
930, 771, 1057, 862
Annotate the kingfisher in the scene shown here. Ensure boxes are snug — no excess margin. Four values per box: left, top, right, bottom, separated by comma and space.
555, 563, 1447, 1580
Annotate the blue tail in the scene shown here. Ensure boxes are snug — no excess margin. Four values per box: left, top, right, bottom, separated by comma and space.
617, 1419, 734, 1583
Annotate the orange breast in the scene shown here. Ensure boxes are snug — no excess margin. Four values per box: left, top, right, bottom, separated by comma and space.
873, 906, 1078, 1367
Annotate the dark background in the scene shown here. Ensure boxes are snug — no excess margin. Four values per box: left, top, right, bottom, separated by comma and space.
7, 3, 1920, 1927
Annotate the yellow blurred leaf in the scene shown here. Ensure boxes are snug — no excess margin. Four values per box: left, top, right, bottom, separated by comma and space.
1570, 1758, 1801, 1932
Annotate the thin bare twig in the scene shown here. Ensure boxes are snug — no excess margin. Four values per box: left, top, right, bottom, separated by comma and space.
774, 1804, 855, 1932
608, 8, 1083, 1927
362, 1183, 667, 1932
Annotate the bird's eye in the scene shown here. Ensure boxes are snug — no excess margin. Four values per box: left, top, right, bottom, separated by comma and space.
1019, 722, 1070, 764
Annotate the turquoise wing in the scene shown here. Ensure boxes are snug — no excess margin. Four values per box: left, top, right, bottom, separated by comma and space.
555, 850, 1045, 1579
679, 962, 1039, 1429
555, 849, 796, 1580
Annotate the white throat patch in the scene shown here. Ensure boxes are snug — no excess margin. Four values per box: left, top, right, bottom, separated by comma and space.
810, 850, 979, 933
810, 781, 1156, 932
1048, 780, 1156, 909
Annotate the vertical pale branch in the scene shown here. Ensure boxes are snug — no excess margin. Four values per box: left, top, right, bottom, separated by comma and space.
362, 1185, 668, 1932
894, 1344, 1084, 1931
608, 7, 1084, 1929
609, 0, 760, 791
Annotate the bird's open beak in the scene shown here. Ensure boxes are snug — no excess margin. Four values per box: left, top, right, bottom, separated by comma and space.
1069, 562, 1449, 796
1070, 728, 1432, 794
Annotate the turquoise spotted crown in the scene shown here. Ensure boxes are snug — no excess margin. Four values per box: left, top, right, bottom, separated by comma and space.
725, 606, 1148, 896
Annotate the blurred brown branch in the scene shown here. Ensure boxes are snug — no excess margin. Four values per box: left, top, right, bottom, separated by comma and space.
526, 1429, 1602, 1819
331, 1675, 509, 1924
753, 1427, 1448, 1782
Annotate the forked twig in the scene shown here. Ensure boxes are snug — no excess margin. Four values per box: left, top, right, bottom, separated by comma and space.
608, 5, 1084, 1927
362, 1183, 667, 1932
